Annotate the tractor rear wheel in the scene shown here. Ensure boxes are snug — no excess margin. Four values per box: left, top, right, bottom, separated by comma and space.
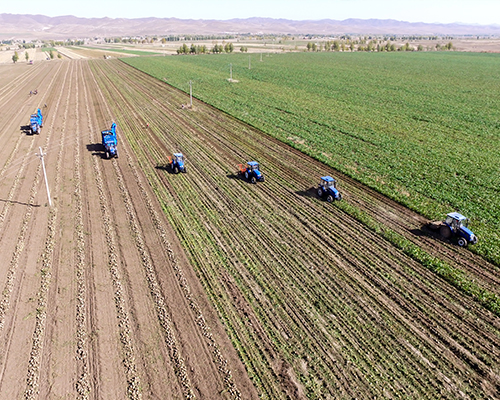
457, 238, 467, 247
317, 188, 323, 197
326, 195, 334, 203
245, 171, 249, 180
440, 225, 452, 239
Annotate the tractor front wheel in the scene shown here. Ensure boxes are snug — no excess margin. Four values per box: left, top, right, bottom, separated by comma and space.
183, 166, 187, 173
337, 193, 342, 201
174, 166, 179, 174
106, 151, 110, 159
440, 225, 452, 239
326, 195, 334, 203
251, 176, 256, 184
457, 238, 468, 247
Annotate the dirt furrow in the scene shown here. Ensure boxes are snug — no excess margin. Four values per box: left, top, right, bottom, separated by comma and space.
24, 61, 77, 399
73, 61, 92, 400
0, 62, 71, 396
81, 65, 142, 400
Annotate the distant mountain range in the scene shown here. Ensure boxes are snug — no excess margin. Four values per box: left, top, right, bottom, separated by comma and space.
1, 13, 499, 39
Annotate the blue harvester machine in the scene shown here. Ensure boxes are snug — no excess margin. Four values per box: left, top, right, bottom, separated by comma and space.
101, 122, 118, 159
30, 108, 43, 134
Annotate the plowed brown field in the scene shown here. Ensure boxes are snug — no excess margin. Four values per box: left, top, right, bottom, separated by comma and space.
0, 58, 499, 399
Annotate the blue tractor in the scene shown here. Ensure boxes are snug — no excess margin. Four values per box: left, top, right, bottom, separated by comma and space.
317, 176, 342, 202
169, 153, 186, 173
30, 108, 43, 134
238, 161, 264, 184
101, 122, 118, 159
429, 212, 478, 247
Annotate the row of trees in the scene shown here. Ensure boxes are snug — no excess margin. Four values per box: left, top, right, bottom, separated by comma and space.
177, 42, 238, 54
42, 40, 84, 47
306, 40, 454, 52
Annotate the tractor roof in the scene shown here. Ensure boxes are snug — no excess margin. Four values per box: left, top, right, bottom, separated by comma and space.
247, 161, 259, 166
447, 212, 467, 221
321, 176, 336, 182
174, 153, 183, 158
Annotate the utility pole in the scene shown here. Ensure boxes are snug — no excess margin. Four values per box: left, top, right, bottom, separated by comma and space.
189, 80, 193, 108
36, 147, 52, 207
249, 55, 251, 70
260, 53, 263, 62
229, 63, 232, 80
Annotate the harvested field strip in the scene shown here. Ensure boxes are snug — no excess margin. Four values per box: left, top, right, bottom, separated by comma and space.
82, 65, 143, 400
24, 60, 75, 400
0, 61, 70, 393
73, 61, 92, 399
89, 59, 500, 399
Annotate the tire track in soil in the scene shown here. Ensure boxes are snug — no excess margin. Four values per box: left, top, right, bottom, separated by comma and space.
81, 63, 142, 400
90, 60, 247, 399
98, 60, 500, 399
0, 61, 70, 393
73, 60, 92, 400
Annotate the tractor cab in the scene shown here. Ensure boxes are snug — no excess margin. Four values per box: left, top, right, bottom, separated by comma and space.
170, 153, 186, 173
444, 212, 477, 246
247, 161, 260, 172
317, 176, 342, 202
320, 176, 337, 189
173, 153, 184, 164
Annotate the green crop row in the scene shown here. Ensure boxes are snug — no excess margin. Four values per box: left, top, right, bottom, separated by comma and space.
123, 52, 500, 266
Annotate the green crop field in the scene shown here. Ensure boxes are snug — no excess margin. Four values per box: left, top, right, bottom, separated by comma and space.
123, 51, 500, 265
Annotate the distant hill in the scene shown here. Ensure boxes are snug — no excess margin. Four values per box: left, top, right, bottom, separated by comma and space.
1, 13, 499, 39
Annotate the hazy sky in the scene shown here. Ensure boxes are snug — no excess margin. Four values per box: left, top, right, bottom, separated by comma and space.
3, 0, 499, 25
